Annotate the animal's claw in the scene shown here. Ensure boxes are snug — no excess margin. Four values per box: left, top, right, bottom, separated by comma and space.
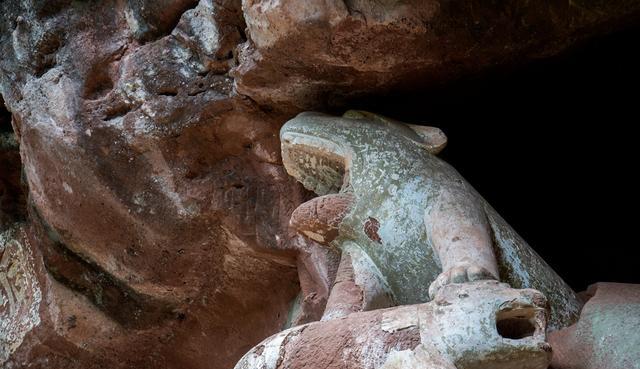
429, 262, 497, 299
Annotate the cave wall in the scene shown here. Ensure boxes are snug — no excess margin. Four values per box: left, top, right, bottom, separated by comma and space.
1, 0, 639, 368
0, 1, 304, 367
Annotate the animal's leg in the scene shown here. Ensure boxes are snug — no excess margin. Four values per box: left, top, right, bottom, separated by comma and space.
322, 242, 394, 320
291, 235, 341, 324
425, 187, 499, 298
289, 194, 393, 319
289, 192, 354, 246
288, 193, 353, 323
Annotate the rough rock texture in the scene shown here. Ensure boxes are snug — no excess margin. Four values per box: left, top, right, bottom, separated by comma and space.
236, 0, 640, 111
549, 283, 640, 369
236, 281, 552, 369
0, 225, 41, 363
1, 0, 640, 368
0, 1, 307, 368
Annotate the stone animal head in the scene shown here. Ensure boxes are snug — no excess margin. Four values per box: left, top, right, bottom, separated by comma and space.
280, 110, 447, 195
420, 281, 551, 369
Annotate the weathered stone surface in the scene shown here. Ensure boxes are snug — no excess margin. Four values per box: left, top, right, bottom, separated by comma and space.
235, 0, 640, 111
0, 1, 308, 367
236, 281, 552, 369
281, 111, 582, 330
1, 0, 639, 368
286, 235, 340, 326
126, 0, 200, 41
0, 225, 41, 363
549, 283, 640, 369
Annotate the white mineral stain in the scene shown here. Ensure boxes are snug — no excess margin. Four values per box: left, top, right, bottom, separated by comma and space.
0, 228, 42, 364
303, 231, 325, 243
381, 305, 418, 332
62, 181, 73, 194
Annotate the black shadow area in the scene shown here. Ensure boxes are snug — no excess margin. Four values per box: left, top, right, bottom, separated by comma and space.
345, 25, 640, 292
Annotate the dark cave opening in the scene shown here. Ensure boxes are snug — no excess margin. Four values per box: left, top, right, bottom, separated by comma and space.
344, 25, 640, 292
0, 97, 12, 132
0, 98, 26, 227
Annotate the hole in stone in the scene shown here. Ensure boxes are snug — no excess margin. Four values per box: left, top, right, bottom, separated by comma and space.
131, 0, 199, 42
496, 307, 536, 339
35, 52, 58, 78
103, 103, 132, 121
158, 88, 178, 97
83, 65, 114, 100
34, 33, 62, 77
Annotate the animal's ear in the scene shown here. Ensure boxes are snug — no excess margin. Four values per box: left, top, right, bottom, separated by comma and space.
406, 124, 447, 154
343, 110, 448, 155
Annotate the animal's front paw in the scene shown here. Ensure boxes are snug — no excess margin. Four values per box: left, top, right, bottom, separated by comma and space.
429, 262, 497, 299
290, 193, 354, 246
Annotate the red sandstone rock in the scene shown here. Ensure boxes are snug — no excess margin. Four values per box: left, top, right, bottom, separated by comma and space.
235, 0, 640, 112
549, 283, 640, 369
1, 0, 640, 368
0, 1, 307, 368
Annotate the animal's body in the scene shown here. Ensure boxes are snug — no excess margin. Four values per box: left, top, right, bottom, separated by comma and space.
281, 111, 581, 330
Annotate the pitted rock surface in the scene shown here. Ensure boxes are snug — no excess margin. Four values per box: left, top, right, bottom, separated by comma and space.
1, 0, 639, 368
0, 1, 304, 368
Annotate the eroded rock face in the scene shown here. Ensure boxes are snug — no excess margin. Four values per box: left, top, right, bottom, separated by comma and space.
0, 1, 306, 367
235, 0, 640, 111
236, 281, 552, 369
0, 225, 42, 363
1, 0, 639, 368
549, 283, 640, 369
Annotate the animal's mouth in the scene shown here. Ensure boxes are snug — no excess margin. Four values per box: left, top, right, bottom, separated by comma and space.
495, 303, 546, 340
281, 132, 349, 195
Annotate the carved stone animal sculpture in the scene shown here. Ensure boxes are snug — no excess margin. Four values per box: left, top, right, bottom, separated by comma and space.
281, 111, 581, 330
